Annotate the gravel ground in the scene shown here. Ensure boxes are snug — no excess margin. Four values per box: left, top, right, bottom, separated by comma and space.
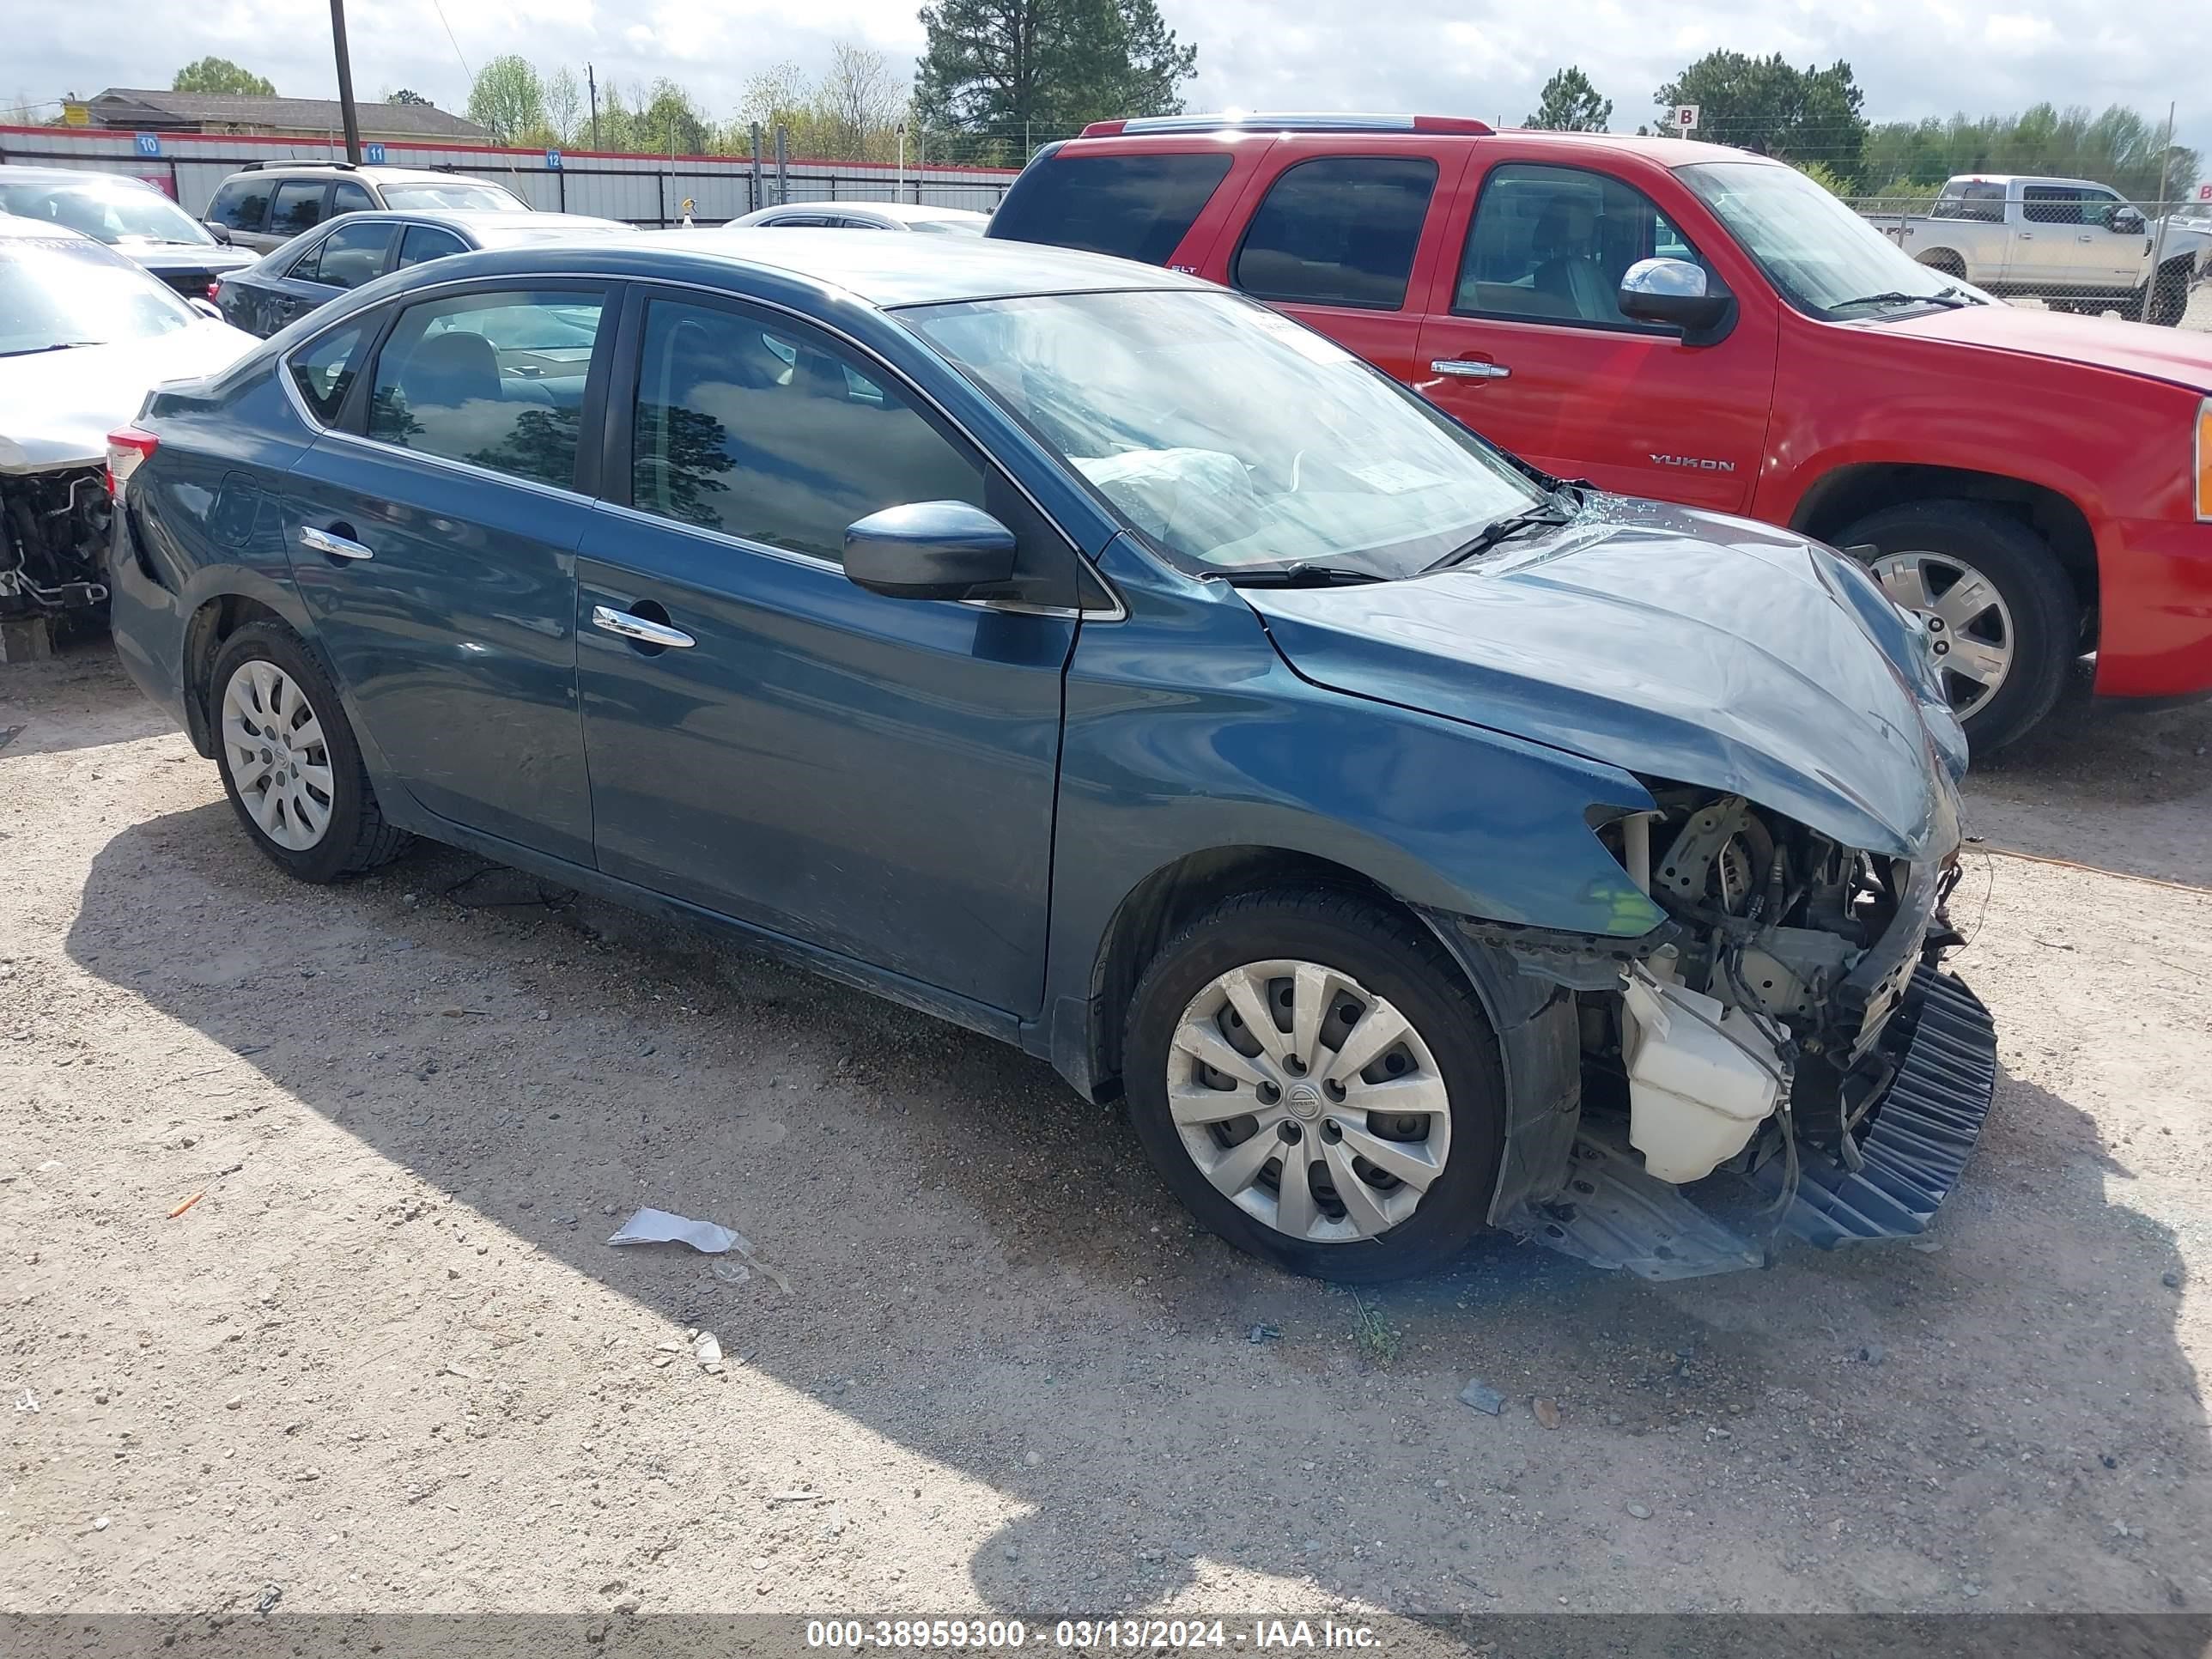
1, 644, 2207, 1630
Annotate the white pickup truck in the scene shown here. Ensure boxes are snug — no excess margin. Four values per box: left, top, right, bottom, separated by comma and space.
1888, 174, 2209, 326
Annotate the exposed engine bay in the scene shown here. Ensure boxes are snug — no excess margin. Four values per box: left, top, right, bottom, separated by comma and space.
1, 465, 111, 623
1486, 783, 1993, 1279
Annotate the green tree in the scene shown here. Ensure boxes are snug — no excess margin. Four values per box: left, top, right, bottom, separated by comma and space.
915, 0, 1194, 143
1526, 66, 1610, 131
1655, 51, 1867, 182
172, 58, 276, 96
1860, 103, 2197, 204
467, 55, 545, 145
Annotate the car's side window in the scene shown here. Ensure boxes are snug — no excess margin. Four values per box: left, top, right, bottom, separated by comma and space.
289, 321, 371, 424
207, 177, 273, 232
628, 297, 987, 564
331, 180, 375, 216
270, 180, 328, 239
2077, 187, 2127, 228
295, 221, 392, 289
1932, 182, 2004, 223
1232, 156, 1439, 310
365, 289, 608, 489
2021, 185, 2090, 226
396, 224, 468, 267
1454, 161, 1723, 329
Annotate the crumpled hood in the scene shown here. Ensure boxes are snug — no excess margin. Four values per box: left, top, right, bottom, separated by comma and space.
0, 320, 254, 474
1244, 500, 1965, 860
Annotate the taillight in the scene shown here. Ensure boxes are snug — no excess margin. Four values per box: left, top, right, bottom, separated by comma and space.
106, 426, 159, 497
2196, 397, 2211, 522
206, 280, 222, 301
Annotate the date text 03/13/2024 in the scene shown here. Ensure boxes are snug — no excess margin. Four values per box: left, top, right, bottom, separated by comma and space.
803, 1620, 1382, 1650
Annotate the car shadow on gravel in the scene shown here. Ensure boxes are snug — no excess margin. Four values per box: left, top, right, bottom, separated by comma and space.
63, 795, 2209, 1622
1961, 668, 2212, 887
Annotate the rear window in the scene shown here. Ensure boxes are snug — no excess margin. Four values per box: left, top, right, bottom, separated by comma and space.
989, 151, 1233, 265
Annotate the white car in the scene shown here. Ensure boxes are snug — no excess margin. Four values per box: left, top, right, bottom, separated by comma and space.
725, 201, 988, 234
1, 220, 254, 631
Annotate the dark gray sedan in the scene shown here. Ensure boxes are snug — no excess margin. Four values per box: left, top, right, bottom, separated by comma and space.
211, 209, 633, 337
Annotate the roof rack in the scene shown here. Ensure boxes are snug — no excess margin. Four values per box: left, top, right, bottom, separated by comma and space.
1080, 112, 1494, 138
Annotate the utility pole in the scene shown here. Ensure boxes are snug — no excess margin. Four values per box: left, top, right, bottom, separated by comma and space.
327, 0, 363, 164
2139, 100, 2177, 325
587, 64, 599, 151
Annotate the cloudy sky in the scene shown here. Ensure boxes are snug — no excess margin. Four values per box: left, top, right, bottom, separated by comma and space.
7, 0, 2206, 164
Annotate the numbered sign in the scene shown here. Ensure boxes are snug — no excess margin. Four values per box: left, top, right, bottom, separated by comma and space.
545, 148, 563, 171
363, 142, 386, 165
133, 131, 161, 157
1672, 105, 1700, 135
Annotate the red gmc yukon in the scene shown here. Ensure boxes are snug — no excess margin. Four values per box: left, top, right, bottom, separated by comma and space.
988, 114, 2212, 749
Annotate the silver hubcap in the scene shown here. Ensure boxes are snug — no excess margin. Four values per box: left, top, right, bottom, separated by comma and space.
221, 660, 335, 851
1869, 550, 2014, 720
1168, 959, 1449, 1244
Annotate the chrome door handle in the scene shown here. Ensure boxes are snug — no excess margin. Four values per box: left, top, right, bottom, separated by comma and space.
2075, 234, 2094, 243
591, 605, 695, 649
1431, 359, 1510, 381
298, 525, 373, 561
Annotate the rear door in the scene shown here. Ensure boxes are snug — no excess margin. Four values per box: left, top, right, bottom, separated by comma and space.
279, 283, 614, 864
261, 218, 398, 334
572, 288, 1080, 1015
1207, 139, 1471, 385
1413, 152, 1776, 511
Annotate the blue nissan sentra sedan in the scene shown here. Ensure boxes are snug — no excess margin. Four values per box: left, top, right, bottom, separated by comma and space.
104, 230, 1996, 1283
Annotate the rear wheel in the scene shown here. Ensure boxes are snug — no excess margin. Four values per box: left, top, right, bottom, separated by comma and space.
210, 621, 409, 882
1122, 889, 1505, 1283
1838, 501, 2080, 752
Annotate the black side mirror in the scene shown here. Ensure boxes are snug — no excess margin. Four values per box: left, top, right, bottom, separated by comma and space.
2109, 207, 2145, 235
1618, 257, 1734, 343
844, 501, 1018, 602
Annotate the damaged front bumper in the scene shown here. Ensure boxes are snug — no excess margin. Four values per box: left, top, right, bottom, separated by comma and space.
1513, 967, 1996, 1280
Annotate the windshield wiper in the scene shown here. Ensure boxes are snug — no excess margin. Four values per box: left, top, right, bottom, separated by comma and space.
1217, 562, 1384, 588
0, 341, 102, 358
1419, 498, 1579, 574
1828, 289, 1972, 313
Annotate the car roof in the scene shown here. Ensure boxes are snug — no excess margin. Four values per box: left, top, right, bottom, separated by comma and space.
481, 226, 1212, 307
224, 163, 523, 185
765, 201, 986, 222
0, 164, 166, 191
1052, 123, 1768, 171
293, 209, 629, 240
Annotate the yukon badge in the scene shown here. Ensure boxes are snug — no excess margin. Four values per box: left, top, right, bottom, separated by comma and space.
1650, 453, 1737, 472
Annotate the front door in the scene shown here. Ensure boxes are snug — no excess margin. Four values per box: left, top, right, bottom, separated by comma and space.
574, 291, 1076, 1015
1413, 157, 1777, 512
281, 283, 614, 864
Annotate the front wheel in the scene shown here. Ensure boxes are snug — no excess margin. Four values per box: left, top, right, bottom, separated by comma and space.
1122, 889, 1506, 1284
2146, 261, 2192, 328
1838, 501, 2081, 752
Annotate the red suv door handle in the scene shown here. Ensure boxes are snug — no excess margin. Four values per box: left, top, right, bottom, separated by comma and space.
1431, 359, 1511, 382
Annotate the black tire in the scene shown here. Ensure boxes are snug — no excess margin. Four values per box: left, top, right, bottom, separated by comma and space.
208, 620, 410, 882
1915, 250, 1966, 280
2147, 261, 2192, 328
1122, 888, 1506, 1284
1837, 501, 2080, 753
